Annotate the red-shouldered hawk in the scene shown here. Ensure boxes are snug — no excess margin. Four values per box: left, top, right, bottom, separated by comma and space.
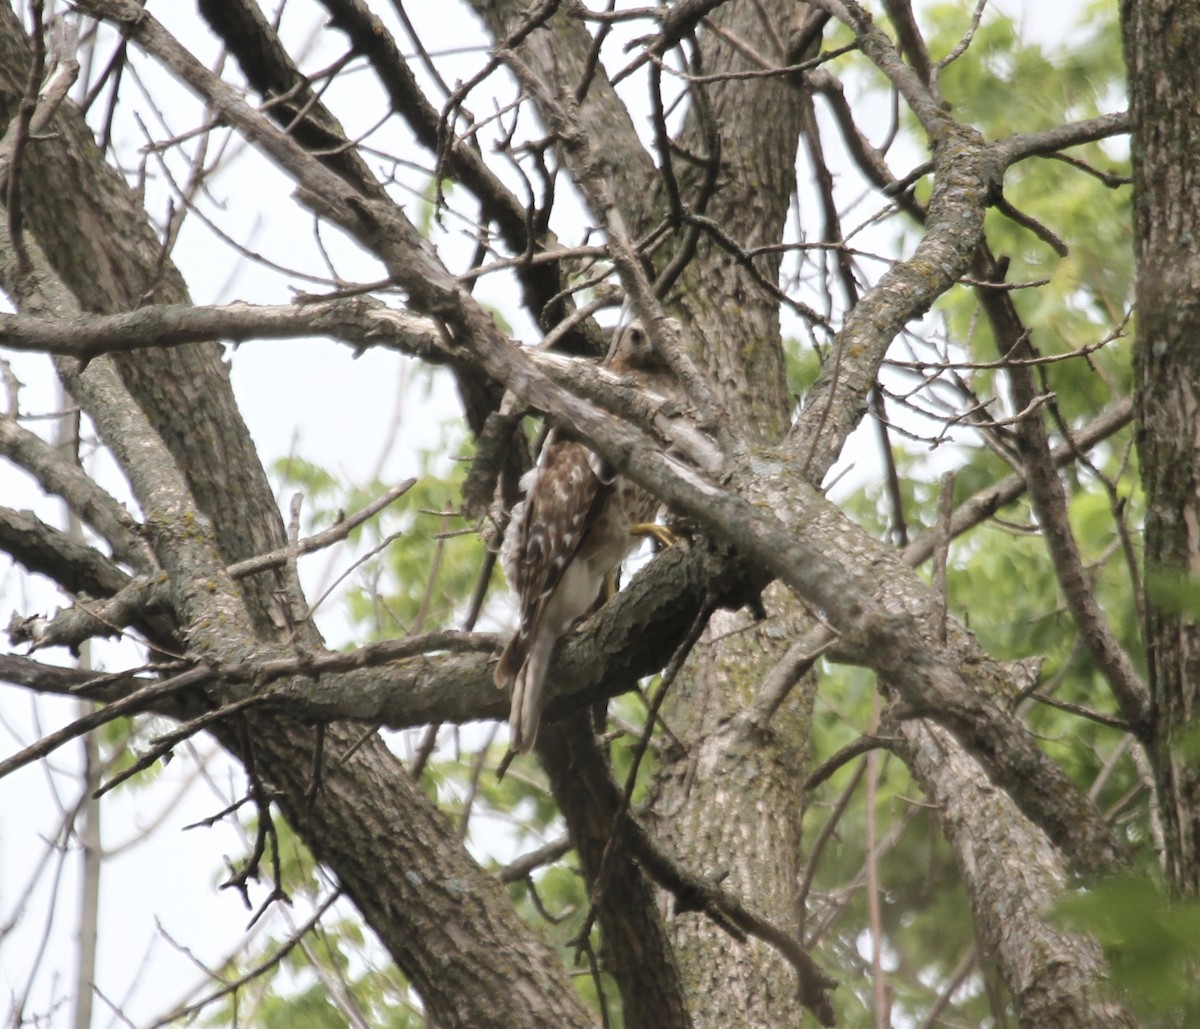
495, 322, 681, 752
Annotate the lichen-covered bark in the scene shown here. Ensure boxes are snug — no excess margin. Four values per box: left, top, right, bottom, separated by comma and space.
903, 723, 1137, 1029
663, 0, 803, 442
1123, 0, 1200, 896
640, 2, 810, 1021
649, 584, 815, 1028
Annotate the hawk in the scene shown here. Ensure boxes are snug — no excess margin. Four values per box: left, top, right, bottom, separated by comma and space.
495, 322, 681, 752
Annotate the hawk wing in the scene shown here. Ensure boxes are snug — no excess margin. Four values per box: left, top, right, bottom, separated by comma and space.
494, 437, 614, 744
495, 321, 681, 751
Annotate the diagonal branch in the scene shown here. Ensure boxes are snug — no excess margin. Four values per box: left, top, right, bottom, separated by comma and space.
624, 815, 838, 1027
0, 504, 130, 599
788, 10, 1128, 485
900, 719, 1136, 1027
0, 662, 216, 781
788, 117, 995, 480
146, 889, 344, 1029
902, 396, 1134, 566
466, 0, 657, 227
971, 250, 1149, 728
7, 572, 173, 652
539, 714, 694, 1029
0, 411, 154, 571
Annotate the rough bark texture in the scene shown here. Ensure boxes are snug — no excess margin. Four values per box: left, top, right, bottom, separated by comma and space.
0, 7, 289, 638
221, 722, 594, 1029
902, 722, 1137, 1029
470, 2, 817, 1022
539, 715, 693, 1029
649, 586, 815, 1028
664, 0, 802, 443
637, 2, 809, 1020
1123, 0, 1200, 896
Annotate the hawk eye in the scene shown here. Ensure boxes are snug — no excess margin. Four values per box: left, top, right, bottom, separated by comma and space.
628, 326, 645, 348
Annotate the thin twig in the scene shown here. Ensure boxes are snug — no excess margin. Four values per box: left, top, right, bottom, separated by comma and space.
804, 732, 900, 793
0, 663, 215, 781
228, 479, 416, 578
742, 632, 836, 726
495, 835, 572, 884
797, 757, 867, 935
93, 695, 267, 799
146, 890, 343, 1029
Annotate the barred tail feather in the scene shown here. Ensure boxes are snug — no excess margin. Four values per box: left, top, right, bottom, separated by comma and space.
509, 631, 554, 753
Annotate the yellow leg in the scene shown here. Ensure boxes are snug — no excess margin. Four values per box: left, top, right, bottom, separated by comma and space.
629, 521, 678, 549
602, 524, 676, 600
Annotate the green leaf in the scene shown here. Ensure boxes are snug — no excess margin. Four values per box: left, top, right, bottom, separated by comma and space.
1058, 876, 1200, 1022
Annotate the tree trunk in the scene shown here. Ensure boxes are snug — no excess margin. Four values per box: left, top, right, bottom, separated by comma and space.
642, 1, 812, 1021
650, 587, 815, 1028
0, 1, 1156, 1024
1123, 0, 1200, 896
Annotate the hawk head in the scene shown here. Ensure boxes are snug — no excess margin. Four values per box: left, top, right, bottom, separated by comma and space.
607, 320, 674, 383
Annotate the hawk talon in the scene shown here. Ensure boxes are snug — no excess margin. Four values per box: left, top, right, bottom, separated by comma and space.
629, 521, 678, 549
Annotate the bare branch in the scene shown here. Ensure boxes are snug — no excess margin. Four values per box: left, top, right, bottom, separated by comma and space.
902, 397, 1134, 566
146, 890, 344, 1029
228, 479, 417, 579
0, 411, 153, 571
8, 572, 173, 652
0, 662, 214, 782
0, 504, 131, 599
790, 68, 996, 478
971, 251, 1148, 729
0, 299, 445, 363
990, 111, 1131, 168
495, 835, 572, 884
626, 816, 839, 1027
